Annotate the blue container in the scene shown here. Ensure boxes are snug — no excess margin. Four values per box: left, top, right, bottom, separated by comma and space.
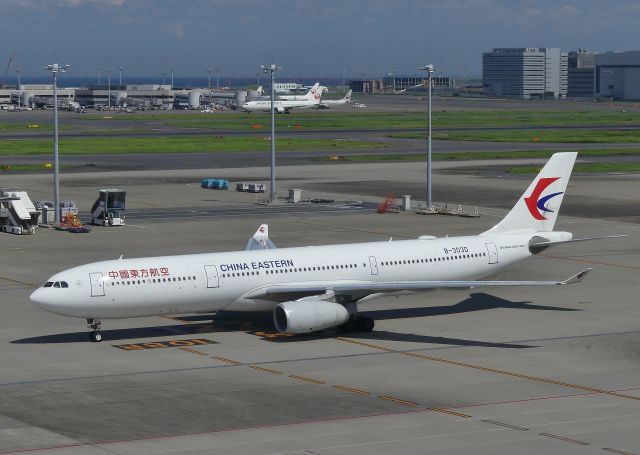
201, 178, 228, 189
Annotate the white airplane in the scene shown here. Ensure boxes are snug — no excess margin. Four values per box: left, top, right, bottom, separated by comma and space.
31, 153, 617, 342
241, 83, 324, 113
278, 83, 326, 101
316, 89, 352, 109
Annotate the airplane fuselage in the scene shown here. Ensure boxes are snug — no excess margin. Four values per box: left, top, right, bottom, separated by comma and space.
30, 234, 530, 320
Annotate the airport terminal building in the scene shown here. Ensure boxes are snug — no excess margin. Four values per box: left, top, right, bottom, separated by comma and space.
482, 48, 568, 99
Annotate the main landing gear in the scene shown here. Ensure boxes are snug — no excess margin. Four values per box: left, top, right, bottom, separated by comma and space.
87, 318, 103, 342
338, 316, 375, 333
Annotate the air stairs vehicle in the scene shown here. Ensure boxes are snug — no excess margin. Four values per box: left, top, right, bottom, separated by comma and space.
0, 189, 40, 234
90, 189, 126, 226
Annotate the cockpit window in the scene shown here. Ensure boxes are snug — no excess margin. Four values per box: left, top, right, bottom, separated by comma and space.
61, 281, 69, 288
43, 282, 53, 288
53, 282, 60, 288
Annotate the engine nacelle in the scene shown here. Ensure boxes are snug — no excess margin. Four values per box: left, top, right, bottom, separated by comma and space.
273, 300, 349, 334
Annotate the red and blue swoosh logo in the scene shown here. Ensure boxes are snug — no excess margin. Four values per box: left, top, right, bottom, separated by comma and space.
524, 177, 563, 220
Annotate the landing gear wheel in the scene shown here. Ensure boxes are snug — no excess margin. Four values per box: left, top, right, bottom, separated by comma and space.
87, 318, 103, 343
337, 318, 356, 334
356, 317, 375, 332
338, 317, 375, 333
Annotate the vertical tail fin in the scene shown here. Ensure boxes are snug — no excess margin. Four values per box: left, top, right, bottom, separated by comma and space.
344, 89, 352, 101
245, 224, 277, 250
481, 152, 577, 236
303, 83, 320, 100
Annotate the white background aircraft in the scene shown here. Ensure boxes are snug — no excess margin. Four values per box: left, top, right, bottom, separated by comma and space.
317, 89, 352, 108
241, 83, 324, 113
32, 153, 614, 342
278, 83, 327, 101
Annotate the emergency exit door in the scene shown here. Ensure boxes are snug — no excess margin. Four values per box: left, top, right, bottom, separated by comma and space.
368, 256, 379, 275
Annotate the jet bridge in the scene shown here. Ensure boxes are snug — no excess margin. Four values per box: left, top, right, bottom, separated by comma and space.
90, 189, 126, 226
0, 189, 40, 234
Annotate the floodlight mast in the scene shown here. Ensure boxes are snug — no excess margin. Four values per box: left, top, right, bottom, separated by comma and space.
107, 68, 111, 108
16, 68, 21, 109
418, 64, 435, 209
45, 62, 70, 225
214, 66, 220, 90
261, 63, 281, 203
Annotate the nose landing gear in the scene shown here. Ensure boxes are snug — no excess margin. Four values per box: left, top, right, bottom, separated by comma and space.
87, 318, 103, 342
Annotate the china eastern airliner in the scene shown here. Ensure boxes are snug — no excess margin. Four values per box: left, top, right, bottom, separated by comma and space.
31, 153, 619, 342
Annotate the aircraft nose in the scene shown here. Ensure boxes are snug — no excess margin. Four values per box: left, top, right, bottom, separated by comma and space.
30, 288, 48, 308
29, 288, 59, 313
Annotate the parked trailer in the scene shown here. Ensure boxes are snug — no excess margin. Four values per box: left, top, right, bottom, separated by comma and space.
247, 183, 266, 193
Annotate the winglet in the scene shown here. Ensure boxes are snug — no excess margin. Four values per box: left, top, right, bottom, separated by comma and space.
245, 224, 277, 250
560, 268, 592, 285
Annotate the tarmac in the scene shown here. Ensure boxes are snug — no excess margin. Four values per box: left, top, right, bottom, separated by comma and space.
0, 157, 639, 454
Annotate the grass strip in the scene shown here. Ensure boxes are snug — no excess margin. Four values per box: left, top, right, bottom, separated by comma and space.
0, 136, 387, 156
324, 148, 640, 162
0, 164, 68, 172
81, 109, 640, 130
432, 129, 640, 143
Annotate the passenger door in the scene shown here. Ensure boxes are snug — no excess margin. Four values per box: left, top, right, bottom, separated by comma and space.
89, 272, 105, 297
485, 243, 499, 264
204, 265, 220, 288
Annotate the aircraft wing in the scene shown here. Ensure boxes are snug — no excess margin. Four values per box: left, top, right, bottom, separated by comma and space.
245, 269, 592, 301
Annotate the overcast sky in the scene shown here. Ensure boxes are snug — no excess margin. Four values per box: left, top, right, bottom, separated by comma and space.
1, 0, 638, 79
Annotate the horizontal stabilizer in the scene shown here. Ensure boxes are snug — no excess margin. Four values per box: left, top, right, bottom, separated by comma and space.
529, 234, 628, 253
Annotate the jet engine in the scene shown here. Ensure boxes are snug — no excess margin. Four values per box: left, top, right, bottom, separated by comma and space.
273, 300, 349, 334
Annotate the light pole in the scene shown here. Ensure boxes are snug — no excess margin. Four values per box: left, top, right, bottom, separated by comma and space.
45, 62, 70, 225
97, 66, 101, 84
170, 66, 174, 89
214, 67, 220, 90
208, 67, 213, 91
261, 63, 281, 203
390, 69, 396, 92
418, 64, 435, 209
119, 66, 122, 85
162, 72, 166, 85
342, 68, 346, 93
256, 71, 260, 87
16, 68, 21, 109
107, 68, 111, 109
